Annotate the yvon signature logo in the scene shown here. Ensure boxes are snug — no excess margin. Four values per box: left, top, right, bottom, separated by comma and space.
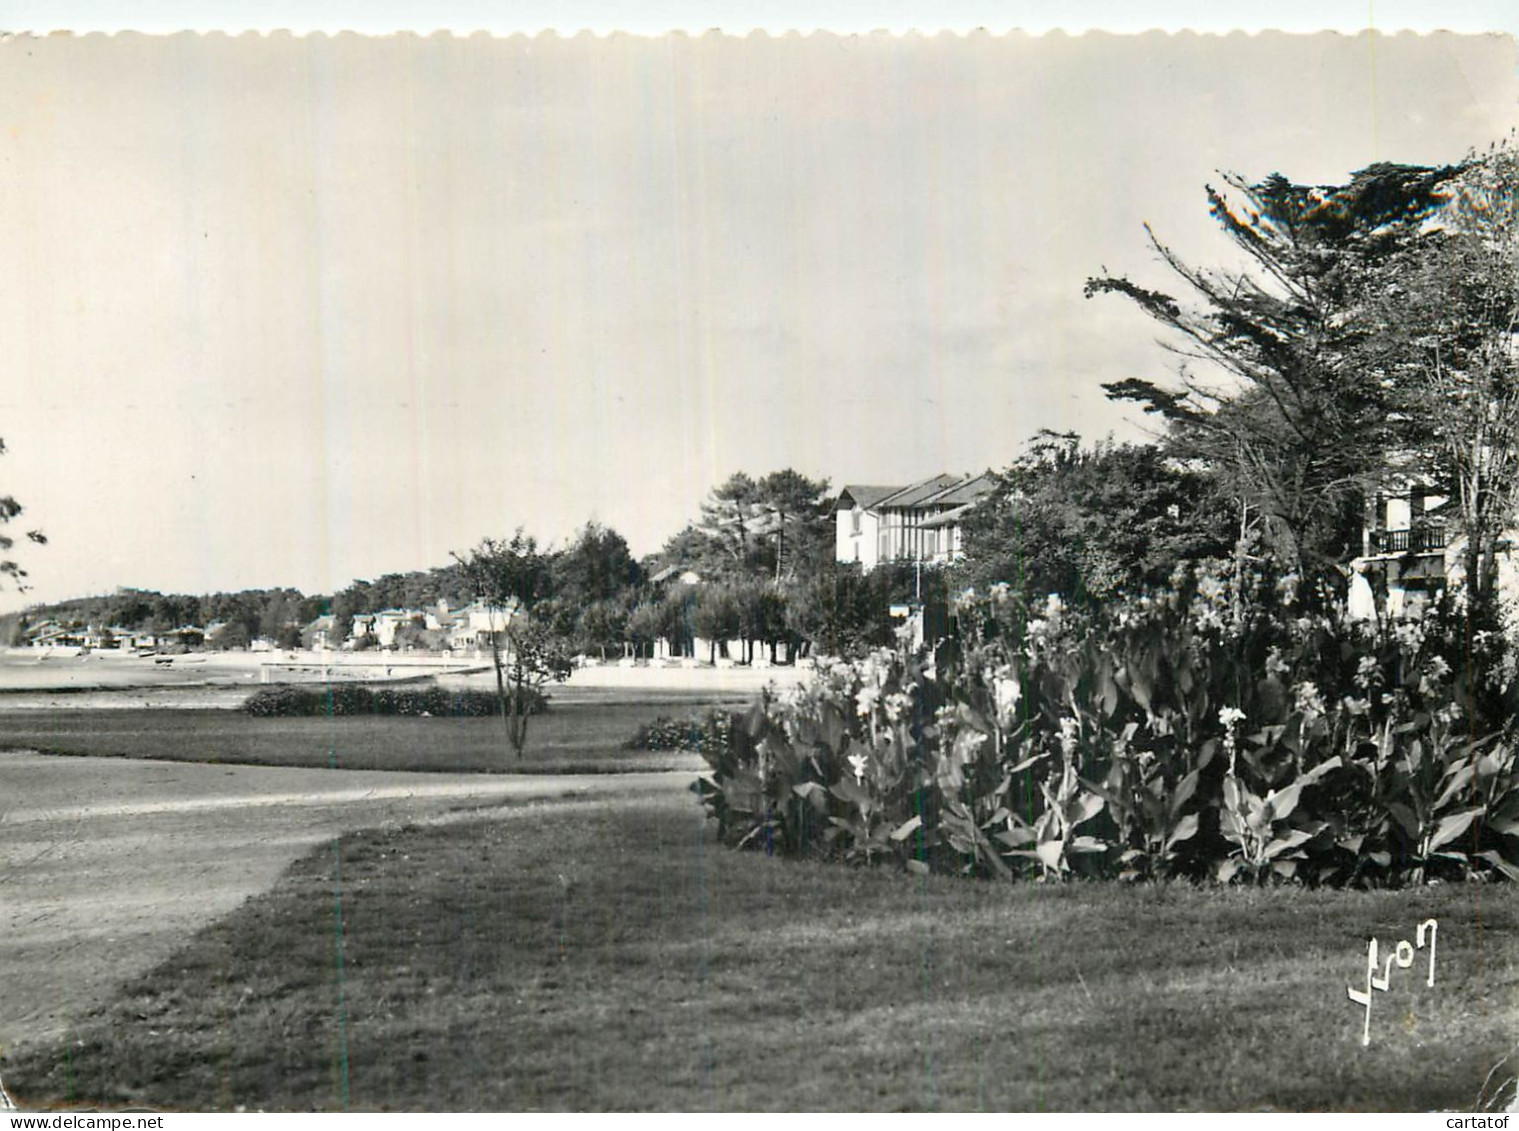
1347, 917, 1438, 1046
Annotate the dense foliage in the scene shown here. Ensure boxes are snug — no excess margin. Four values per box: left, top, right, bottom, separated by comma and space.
955, 434, 1233, 603
242, 683, 547, 718
623, 710, 733, 756
694, 570, 1519, 886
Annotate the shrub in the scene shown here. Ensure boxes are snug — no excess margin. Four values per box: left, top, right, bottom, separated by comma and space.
693, 562, 1519, 887
624, 711, 732, 755
243, 683, 547, 718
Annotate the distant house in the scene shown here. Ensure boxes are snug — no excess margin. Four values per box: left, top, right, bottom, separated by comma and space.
370, 609, 418, 649
349, 612, 408, 649
26, 620, 84, 648
1350, 483, 1519, 619
834, 473, 996, 570
303, 614, 337, 651
164, 625, 206, 649
446, 599, 519, 652
423, 599, 452, 632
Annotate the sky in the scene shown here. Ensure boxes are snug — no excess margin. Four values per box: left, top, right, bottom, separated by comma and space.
1, 5, 1517, 611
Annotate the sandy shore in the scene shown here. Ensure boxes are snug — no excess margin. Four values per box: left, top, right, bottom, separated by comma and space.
0, 648, 808, 708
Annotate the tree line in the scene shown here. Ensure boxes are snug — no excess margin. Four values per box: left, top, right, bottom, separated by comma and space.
14, 142, 1519, 667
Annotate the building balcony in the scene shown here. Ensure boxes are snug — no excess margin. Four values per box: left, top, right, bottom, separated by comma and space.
1368, 526, 1448, 555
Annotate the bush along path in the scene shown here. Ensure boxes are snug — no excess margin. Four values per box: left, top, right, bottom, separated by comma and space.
242, 682, 547, 718
694, 561, 1519, 886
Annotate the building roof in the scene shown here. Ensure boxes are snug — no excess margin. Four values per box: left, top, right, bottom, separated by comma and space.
835, 484, 902, 511
877, 473, 968, 510
919, 502, 979, 529
921, 472, 997, 508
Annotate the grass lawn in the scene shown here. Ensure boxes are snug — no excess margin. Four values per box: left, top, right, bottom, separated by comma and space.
5, 791, 1516, 1112
0, 690, 743, 774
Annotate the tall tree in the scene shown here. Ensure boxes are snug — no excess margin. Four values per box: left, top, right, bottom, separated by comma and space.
453, 531, 568, 759
752, 469, 833, 583
552, 521, 643, 605
696, 472, 765, 577
692, 584, 740, 662
0, 437, 45, 590
956, 435, 1234, 603
1087, 163, 1462, 587
1371, 143, 1519, 631
692, 469, 832, 584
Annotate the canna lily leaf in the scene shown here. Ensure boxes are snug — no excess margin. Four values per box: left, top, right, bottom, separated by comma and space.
1476, 850, 1519, 882
994, 826, 1036, 848
1262, 828, 1314, 860
1386, 801, 1420, 840
1170, 769, 1200, 820
1427, 808, 1484, 852
1219, 809, 1245, 844
1006, 750, 1048, 775
1035, 841, 1066, 871
1433, 764, 1477, 812
890, 815, 923, 842
1222, 775, 1242, 812
1066, 792, 1105, 827
829, 775, 873, 810
1262, 756, 1342, 824
1165, 812, 1200, 850
1488, 806, 1519, 838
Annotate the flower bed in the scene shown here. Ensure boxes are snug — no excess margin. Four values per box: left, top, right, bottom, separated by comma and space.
693, 565, 1519, 885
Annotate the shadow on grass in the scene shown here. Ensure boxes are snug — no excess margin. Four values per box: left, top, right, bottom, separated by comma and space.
5, 793, 1517, 1112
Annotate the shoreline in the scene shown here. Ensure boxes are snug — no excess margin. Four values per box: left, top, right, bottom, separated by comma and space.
0, 647, 809, 708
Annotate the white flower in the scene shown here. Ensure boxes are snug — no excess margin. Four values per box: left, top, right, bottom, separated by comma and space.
855, 684, 880, 718
1218, 705, 1247, 729
1354, 654, 1381, 690
1426, 655, 1451, 681
1292, 681, 1327, 720
1266, 647, 1292, 678
990, 668, 1022, 728
883, 691, 912, 724
847, 751, 869, 784
1059, 716, 1080, 757
1276, 573, 1300, 607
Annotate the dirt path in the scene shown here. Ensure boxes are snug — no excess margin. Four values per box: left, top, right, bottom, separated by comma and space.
0, 751, 694, 1051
